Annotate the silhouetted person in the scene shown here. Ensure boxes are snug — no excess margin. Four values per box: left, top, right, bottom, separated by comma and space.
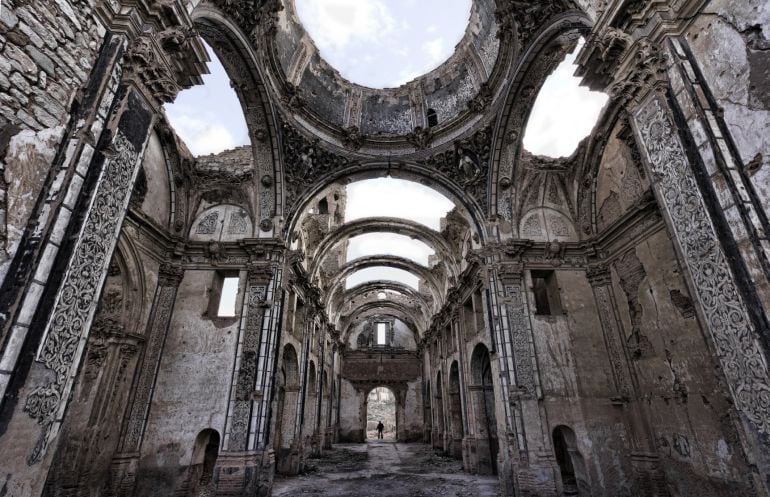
377, 421, 384, 439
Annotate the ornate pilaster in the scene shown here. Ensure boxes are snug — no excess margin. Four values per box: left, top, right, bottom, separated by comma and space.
632, 92, 770, 492
105, 263, 183, 497
226, 264, 273, 451
585, 265, 634, 400
494, 263, 558, 496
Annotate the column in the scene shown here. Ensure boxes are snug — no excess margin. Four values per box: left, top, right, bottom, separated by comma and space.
586, 265, 668, 496
217, 262, 274, 497
107, 263, 184, 496
495, 263, 558, 496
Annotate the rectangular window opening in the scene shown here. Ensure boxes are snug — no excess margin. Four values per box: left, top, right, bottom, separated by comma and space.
218, 276, 239, 317
376, 322, 387, 345
531, 270, 561, 316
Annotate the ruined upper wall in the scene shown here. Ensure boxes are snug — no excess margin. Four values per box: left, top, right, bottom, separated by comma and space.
272, 0, 500, 137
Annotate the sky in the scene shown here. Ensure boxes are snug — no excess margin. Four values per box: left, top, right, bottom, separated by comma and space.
522, 39, 609, 158
164, 42, 249, 156
295, 0, 472, 88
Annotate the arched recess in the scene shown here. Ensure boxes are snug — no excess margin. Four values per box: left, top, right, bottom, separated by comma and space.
448, 361, 465, 460
552, 425, 591, 496
470, 343, 498, 475
275, 344, 300, 475
308, 217, 459, 279
190, 5, 280, 231
187, 429, 220, 497
490, 12, 593, 227
326, 255, 444, 306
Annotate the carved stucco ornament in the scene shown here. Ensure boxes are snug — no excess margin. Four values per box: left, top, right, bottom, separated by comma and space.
634, 95, 770, 434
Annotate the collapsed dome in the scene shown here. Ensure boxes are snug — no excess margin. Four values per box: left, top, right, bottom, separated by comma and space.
273, 0, 500, 137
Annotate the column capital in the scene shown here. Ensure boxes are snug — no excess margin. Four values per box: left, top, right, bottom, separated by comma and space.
586, 264, 612, 287
157, 262, 184, 287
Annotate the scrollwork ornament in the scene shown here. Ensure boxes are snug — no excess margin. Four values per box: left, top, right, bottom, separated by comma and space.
25, 133, 139, 464
635, 95, 770, 433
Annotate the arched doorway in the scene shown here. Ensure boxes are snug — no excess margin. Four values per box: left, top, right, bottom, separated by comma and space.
448, 361, 465, 459
552, 425, 590, 496
434, 371, 446, 451
366, 386, 396, 441
470, 344, 498, 475
275, 344, 301, 474
188, 429, 220, 497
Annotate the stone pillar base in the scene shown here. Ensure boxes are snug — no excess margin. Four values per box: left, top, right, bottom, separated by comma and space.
630, 451, 670, 497
323, 427, 334, 450
104, 453, 140, 497
275, 445, 301, 475
214, 451, 274, 497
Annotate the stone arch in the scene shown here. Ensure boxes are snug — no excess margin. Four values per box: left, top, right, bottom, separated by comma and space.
490, 12, 593, 225
365, 385, 398, 441
552, 425, 591, 496
284, 164, 489, 246
187, 429, 220, 497
275, 343, 301, 474
190, 5, 280, 230
469, 343, 498, 475
308, 217, 460, 279
448, 361, 465, 459
325, 255, 444, 306
333, 280, 433, 319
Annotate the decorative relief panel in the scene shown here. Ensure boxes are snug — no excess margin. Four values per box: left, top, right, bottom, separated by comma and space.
501, 272, 537, 397
228, 268, 271, 451
120, 266, 182, 453
24, 133, 140, 465
196, 211, 220, 234
587, 268, 632, 398
634, 95, 770, 434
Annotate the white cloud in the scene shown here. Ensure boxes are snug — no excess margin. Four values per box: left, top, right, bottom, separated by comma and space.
164, 42, 249, 156
346, 267, 420, 289
523, 39, 609, 158
423, 38, 446, 65
346, 233, 434, 266
295, 0, 471, 88
166, 116, 236, 156
345, 178, 455, 230
295, 0, 396, 49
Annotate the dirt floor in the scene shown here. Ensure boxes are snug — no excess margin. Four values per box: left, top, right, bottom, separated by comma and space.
272, 442, 499, 497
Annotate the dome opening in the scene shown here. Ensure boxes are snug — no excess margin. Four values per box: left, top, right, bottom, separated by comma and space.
295, 0, 472, 89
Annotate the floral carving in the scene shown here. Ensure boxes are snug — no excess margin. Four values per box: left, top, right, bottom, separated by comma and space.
635, 95, 770, 433
25, 133, 139, 464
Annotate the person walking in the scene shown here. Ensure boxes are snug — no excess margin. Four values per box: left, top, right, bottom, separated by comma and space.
376, 420, 384, 439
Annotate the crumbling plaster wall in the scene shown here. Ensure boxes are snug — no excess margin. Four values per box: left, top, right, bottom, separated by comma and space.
612, 230, 755, 495
134, 269, 245, 496
685, 1, 770, 218
528, 269, 632, 496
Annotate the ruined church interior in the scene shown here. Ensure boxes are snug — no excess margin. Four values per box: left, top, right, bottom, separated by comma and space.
1, 0, 770, 495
